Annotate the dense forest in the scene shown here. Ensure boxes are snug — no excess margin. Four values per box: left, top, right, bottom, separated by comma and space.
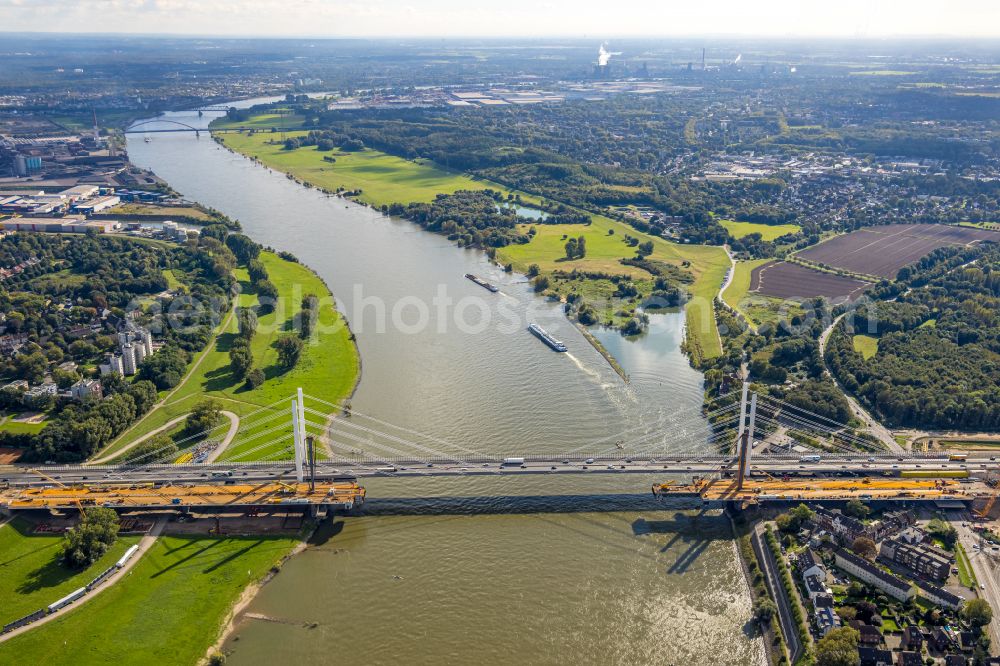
827, 247, 1000, 430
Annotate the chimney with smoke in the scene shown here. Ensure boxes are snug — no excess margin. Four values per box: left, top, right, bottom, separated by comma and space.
594, 42, 620, 78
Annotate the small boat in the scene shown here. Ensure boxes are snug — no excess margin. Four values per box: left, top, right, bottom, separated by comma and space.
144, 137, 152, 143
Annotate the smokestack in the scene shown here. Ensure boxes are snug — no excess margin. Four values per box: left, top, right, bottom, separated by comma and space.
702, 48, 706, 71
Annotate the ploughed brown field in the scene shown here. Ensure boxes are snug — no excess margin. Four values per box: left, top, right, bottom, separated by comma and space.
750, 261, 871, 301
795, 223, 1000, 278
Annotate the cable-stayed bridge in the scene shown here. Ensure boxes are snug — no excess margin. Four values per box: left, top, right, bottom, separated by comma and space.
1, 385, 997, 513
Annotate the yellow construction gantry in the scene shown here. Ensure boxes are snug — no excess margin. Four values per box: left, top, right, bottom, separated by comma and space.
653, 476, 983, 505
0, 481, 365, 511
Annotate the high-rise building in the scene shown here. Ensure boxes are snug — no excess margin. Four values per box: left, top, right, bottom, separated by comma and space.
121, 343, 136, 375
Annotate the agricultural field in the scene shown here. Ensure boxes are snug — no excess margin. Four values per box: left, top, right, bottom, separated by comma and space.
0, 533, 299, 666
749, 261, 870, 301
719, 220, 801, 242
852, 334, 879, 360
795, 224, 1000, 279
0, 518, 141, 627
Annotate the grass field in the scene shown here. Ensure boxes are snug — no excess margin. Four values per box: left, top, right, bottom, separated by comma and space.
109, 203, 214, 221
955, 542, 977, 589
722, 259, 767, 321
499, 217, 730, 360
96, 252, 359, 462
0, 533, 299, 665
211, 111, 305, 130
719, 220, 801, 242
0, 518, 141, 626
0, 415, 48, 435
852, 334, 879, 360
218, 131, 521, 207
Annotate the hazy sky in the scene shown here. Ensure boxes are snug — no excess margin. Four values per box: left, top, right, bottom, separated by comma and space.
2, 0, 999, 38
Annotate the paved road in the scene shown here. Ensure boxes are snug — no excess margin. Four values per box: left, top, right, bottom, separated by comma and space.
818, 312, 902, 453
752, 524, 802, 663
203, 411, 240, 464
0, 516, 166, 643
951, 513, 1000, 650
4, 453, 997, 487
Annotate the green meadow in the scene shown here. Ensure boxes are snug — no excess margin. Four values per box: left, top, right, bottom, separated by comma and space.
720, 219, 801, 242
0, 533, 299, 666
852, 334, 879, 360
95, 251, 359, 462
0, 518, 140, 627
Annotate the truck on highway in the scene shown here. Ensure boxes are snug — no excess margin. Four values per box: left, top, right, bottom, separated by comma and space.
799, 454, 822, 463
948, 453, 968, 462
502, 457, 526, 466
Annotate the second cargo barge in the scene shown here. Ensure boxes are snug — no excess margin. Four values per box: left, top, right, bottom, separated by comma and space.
465, 273, 499, 292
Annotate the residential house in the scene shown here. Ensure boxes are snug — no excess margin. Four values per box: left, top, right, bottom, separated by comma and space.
815, 606, 840, 637
901, 626, 923, 652
944, 655, 967, 666
919, 583, 963, 611
804, 575, 831, 601
857, 625, 883, 648
799, 549, 826, 581
69, 378, 102, 402
858, 647, 893, 666
896, 652, 923, 666
880, 539, 951, 581
834, 549, 914, 601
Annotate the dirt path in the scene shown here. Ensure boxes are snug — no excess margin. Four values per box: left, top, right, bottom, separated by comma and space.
0, 516, 166, 644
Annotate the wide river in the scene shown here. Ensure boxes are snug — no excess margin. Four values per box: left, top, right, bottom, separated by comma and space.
126, 101, 762, 666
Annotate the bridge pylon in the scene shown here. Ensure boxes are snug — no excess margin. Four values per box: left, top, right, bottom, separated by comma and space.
734, 383, 758, 491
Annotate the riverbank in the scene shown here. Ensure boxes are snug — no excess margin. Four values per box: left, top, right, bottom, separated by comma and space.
205, 520, 319, 664
0, 526, 301, 665
97, 250, 360, 462
213, 127, 728, 365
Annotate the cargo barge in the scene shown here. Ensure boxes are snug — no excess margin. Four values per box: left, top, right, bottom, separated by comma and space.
528, 323, 568, 352
465, 273, 499, 292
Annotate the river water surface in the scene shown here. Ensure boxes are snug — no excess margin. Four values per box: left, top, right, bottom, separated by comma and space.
125, 103, 762, 666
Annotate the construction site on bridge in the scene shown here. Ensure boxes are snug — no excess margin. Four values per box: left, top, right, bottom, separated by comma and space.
0, 481, 365, 513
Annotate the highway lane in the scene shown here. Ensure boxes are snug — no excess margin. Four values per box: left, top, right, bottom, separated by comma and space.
3, 453, 998, 487
951, 512, 1000, 649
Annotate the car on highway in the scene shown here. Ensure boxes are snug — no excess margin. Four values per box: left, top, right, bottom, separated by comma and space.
584, 458, 595, 464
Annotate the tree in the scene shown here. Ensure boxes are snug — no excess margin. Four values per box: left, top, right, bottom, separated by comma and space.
852, 536, 877, 560
927, 518, 958, 549
229, 344, 253, 380
564, 237, 578, 259
753, 598, 776, 623
237, 307, 258, 339
533, 275, 550, 292
844, 499, 871, 519
274, 335, 303, 368
962, 598, 993, 627
776, 503, 815, 532
130, 434, 177, 463
815, 626, 860, 666
62, 508, 119, 568
527, 264, 540, 277
186, 399, 222, 437
576, 235, 586, 258
245, 368, 265, 389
